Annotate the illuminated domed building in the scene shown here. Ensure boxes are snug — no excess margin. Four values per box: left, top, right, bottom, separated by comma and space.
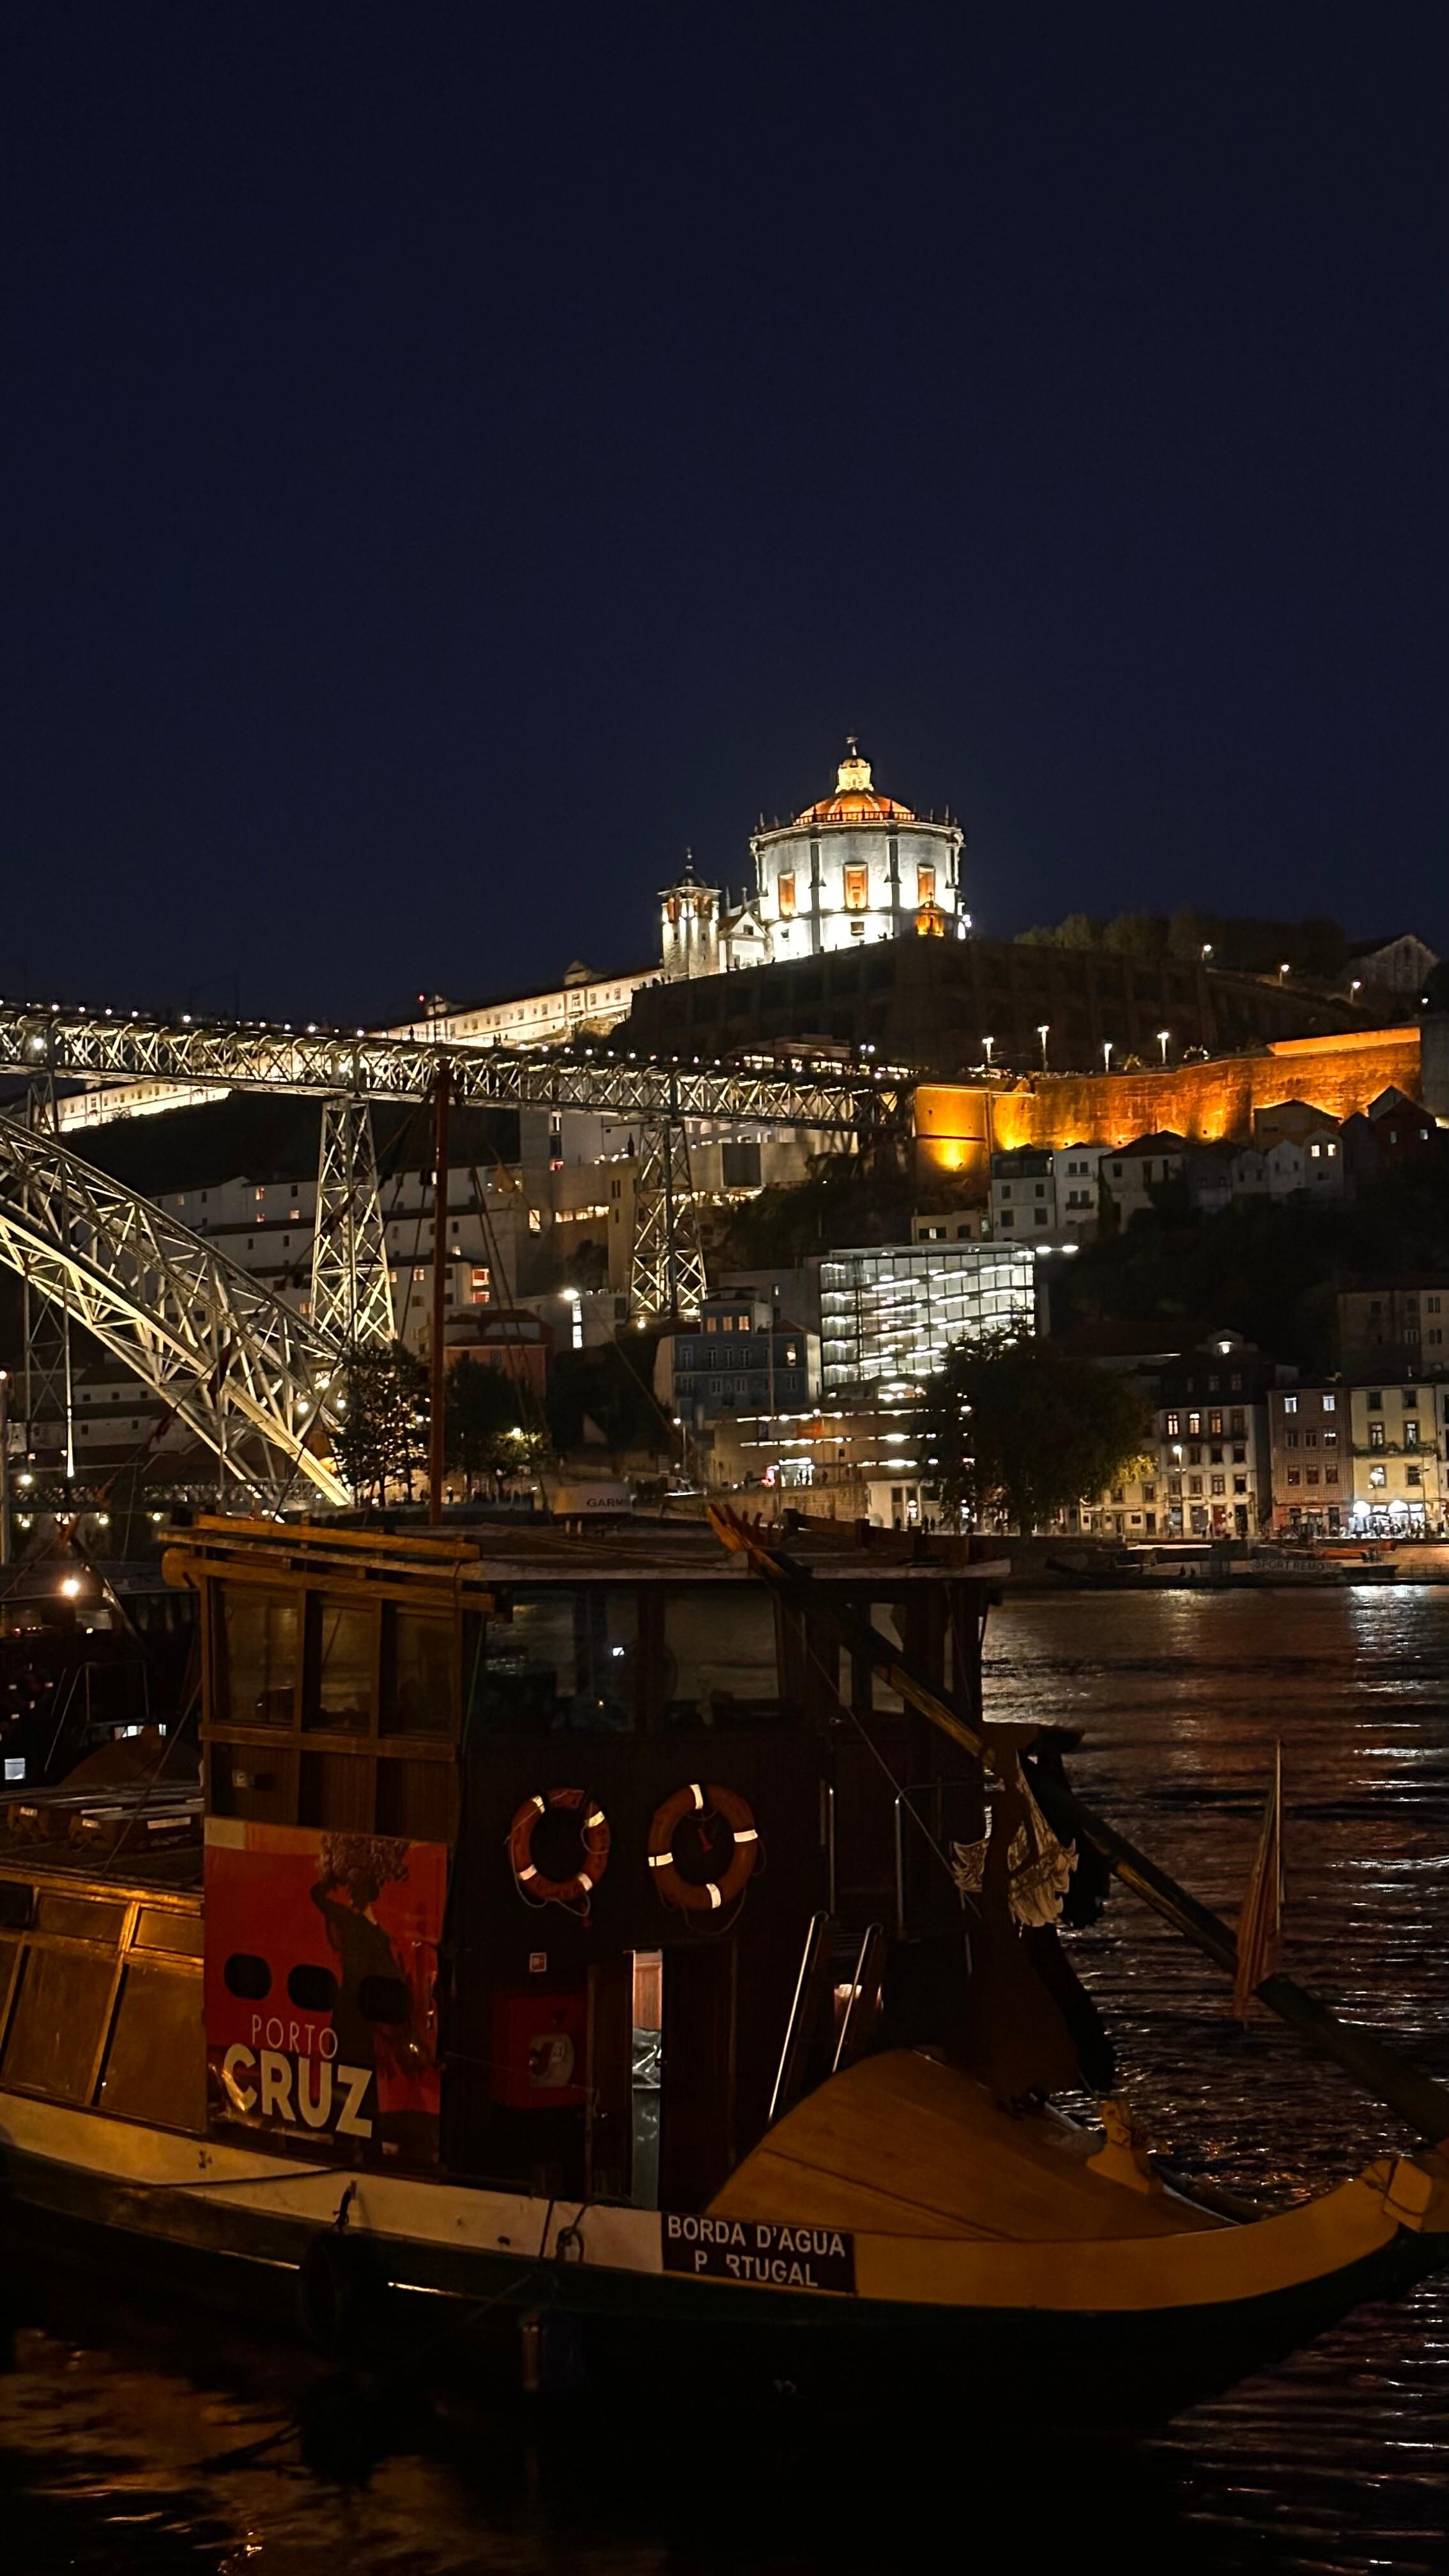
659, 740, 967, 981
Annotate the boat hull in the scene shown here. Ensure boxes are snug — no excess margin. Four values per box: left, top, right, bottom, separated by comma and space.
1, 2112, 1439, 2429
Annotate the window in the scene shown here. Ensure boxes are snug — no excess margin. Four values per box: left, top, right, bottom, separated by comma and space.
1369, 1464, 1387, 1488
1324, 1428, 1337, 1445
1403, 1387, 1419, 1408
1210, 1447, 1223, 1466
778, 873, 796, 917
1306, 1468, 1319, 1485
1305, 1430, 1317, 1448
1322, 1392, 1337, 1413
1210, 1474, 1225, 1496
917, 865, 936, 905
1165, 1412, 1181, 1437
219, 1588, 297, 1727
1186, 1411, 1202, 1436
1142, 1484, 1156, 1503
1232, 1446, 1246, 1464
1407, 1464, 1423, 1487
1283, 1395, 1298, 1414
1287, 1470, 1301, 1486
1232, 1476, 1247, 1495
1208, 1411, 1223, 1436
1285, 1432, 1299, 1450
1188, 1475, 1202, 1496
1229, 1410, 1245, 1436
1368, 1421, 1386, 1450
843, 866, 868, 911
1405, 1420, 1420, 1448
1368, 1390, 1383, 1410
1325, 1466, 1338, 1483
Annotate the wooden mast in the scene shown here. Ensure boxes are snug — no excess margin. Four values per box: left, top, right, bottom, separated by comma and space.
709, 1508, 1449, 2150
427, 1061, 451, 1526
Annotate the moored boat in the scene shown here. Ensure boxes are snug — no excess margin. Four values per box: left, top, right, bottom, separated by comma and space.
0, 1512, 1445, 2428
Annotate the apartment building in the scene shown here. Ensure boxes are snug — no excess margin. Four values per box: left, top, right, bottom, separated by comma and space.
1267, 1386, 1349, 1534
1347, 1381, 1448, 1532
1078, 1337, 1275, 1540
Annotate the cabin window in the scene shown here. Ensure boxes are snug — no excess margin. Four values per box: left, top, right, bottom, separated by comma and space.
480, 1588, 638, 1731
663, 1586, 778, 1728
98, 1963, 205, 2131
1, 1946, 116, 2101
305, 1601, 376, 1733
388, 1608, 456, 1735
220, 1588, 298, 1727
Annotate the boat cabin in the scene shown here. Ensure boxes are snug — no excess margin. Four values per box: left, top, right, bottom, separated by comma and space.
0, 1518, 996, 2212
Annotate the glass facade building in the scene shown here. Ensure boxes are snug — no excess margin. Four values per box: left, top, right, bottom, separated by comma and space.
819, 1243, 1037, 1392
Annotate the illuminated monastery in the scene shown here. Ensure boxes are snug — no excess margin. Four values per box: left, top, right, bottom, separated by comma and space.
659, 740, 967, 981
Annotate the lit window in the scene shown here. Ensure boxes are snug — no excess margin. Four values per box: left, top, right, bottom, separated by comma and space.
843, 866, 868, 911
1369, 1464, 1386, 1487
1283, 1395, 1298, 1414
778, 873, 796, 917
917, 865, 936, 905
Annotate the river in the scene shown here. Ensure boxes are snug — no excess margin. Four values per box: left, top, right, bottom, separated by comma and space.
2, 1585, 1446, 2573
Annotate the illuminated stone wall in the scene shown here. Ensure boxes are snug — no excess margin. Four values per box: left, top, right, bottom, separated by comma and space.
915, 1025, 1423, 1186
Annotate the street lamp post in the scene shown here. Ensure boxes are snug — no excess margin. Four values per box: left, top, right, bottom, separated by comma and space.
1157, 1029, 1171, 1066
1038, 1023, 1050, 1070
1279, 962, 1291, 983
981, 1035, 995, 1068
1101, 1039, 1113, 1073
1201, 942, 1213, 965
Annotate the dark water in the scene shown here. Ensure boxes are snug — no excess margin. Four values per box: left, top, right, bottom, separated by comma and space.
3, 1586, 1448, 2573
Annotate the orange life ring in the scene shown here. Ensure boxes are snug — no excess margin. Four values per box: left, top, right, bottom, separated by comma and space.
509, 1788, 611, 1910
647, 1781, 760, 1915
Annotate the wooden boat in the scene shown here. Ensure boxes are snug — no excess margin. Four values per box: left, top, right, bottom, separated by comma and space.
0, 1511, 1445, 2429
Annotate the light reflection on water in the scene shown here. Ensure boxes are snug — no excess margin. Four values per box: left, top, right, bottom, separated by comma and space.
1, 1587, 1447, 2573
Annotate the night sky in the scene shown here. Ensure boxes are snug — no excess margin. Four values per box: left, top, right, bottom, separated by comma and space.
2, 3, 1444, 1025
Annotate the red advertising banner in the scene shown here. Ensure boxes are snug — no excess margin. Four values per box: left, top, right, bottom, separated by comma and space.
204, 1820, 447, 2163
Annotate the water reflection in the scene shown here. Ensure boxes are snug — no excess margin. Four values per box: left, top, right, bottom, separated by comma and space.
2, 1590, 1447, 2571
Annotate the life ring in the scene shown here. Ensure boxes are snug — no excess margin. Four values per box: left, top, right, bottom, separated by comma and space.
509, 1787, 611, 1910
647, 1782, 759, 1915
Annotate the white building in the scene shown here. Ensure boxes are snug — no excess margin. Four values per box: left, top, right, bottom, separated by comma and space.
819, 1241, 1036, 1394
656, 740, 968, 981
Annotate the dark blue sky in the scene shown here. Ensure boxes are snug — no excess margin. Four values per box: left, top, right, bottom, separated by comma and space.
1, 3, 1444, 1022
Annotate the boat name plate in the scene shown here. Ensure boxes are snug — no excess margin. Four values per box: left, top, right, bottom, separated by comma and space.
661, 2213, 855, 2295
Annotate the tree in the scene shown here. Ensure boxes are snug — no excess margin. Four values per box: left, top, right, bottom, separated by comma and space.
331, 1340, 429, 1506
917, 1331, 1153, 1533
443, 1354, 529, 1497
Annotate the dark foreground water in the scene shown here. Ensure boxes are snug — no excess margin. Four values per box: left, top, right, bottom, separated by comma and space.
3, 1586, 1448, 2574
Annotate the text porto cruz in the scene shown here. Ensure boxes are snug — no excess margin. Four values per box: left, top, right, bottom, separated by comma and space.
663, 2213, 856, 2294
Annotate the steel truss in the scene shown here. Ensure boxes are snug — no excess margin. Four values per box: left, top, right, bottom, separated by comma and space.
0, 1002, 894, 1131
0, 1110, 348, 1508
629, 1116, 707, 1321
19, 1080, 75, 1474
310, 1096, 395, 1351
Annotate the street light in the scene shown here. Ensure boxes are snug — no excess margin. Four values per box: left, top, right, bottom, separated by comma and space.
1101, 1039, 1113, 1072
1351, 979, 1362, 1000
1279, 962, 1291, 983
1201, 942, 1213, 963
1157, 1029, 1171, 1065
1037, 1023, 1050, 1070
981, 1035, 995, 1068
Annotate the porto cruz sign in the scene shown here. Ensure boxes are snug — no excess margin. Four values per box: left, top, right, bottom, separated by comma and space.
204, 1818, 446, 2164
662, 2212, 857, 2295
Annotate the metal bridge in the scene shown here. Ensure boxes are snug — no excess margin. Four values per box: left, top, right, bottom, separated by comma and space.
0, 1001, 905, 1505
